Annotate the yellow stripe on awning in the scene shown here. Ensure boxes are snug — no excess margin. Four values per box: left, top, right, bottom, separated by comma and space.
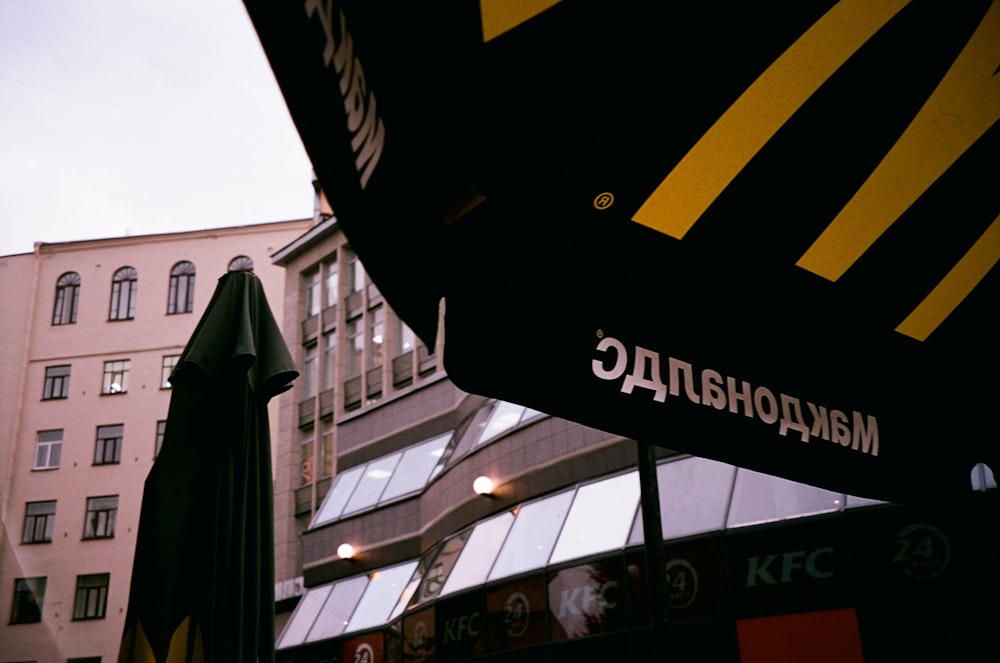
896, 214, 1000, 341
480, 0, 562, 42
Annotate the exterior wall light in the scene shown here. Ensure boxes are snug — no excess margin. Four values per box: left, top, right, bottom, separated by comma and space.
336, 543, 356, 560
473, 476, 495, 496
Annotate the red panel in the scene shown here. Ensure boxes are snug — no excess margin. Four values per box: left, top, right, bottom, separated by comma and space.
737, 608, 864, 663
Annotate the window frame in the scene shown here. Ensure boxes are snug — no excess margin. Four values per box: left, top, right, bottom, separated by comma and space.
304, 269, 321, 318
21, 500, 56, 544
52, 271, 80, 325
42, 364, 71, 400
83, 495, 118, 540
228, 255, 254, 272
10, 576, 46, 624
161, 354, 180, 389
72, 573, 110, 620
33, 430, 63, 470
101, 359, 130, 395
94, 424, 123, 465
108, 266, 138, 321
154, 420, 167, 458
166, 260, 196, 315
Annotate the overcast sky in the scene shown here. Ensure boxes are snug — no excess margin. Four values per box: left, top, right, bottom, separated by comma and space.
0, 0, 315, 256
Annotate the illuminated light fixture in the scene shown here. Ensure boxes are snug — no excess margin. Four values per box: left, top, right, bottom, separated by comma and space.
473, 476, 495, 496
336, 543, 356, 560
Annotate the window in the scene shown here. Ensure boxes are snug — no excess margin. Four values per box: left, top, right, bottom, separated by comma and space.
161, 355, 179, 389
368, 305, 385, 369
324, 257, 339, 309
305, 270, 321, 318
42, 364, 71, 400
83, 496, 118, 539
33, 430, 62, 470
154, 420, 166, 458
228, 255, 254, 272
302, 344, 318, 400
321, 332, 336, 392
52, 271, 80, 325
320, 427, 334, 480
73, 573, 109, 620
94, 424, 123, 465
396, 319, 415, 356
10, 577, 46, 624
22, 501, 56, 544
347, 250, 364, 294
109, 266, 138, 320
101, 359, 129, 394
346, 317, 363, 378
167, 261, 196, 314
300, 434, 314, 486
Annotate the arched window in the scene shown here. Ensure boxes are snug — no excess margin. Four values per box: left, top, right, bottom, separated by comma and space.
109, 267, 138, 321
228, 255, 254, 272
52, 271, 80, 325
167, 261, 196, 314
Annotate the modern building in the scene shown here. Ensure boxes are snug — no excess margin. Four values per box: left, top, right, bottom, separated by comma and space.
0, 219, 310, 663
270, 207, 998, 662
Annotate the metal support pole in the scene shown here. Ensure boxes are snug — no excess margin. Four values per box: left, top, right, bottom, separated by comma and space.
637, 440, 669, 654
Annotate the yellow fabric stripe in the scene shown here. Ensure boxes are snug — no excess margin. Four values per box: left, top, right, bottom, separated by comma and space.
631, 0, 909, 239
480, 0, 562, 42
896, 214, 1000, 341
797, 1, 1000, 281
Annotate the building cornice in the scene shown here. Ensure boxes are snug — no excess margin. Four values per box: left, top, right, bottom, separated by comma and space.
271, 215, 339, 266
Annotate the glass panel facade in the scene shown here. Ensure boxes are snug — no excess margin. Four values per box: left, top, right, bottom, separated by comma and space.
305, 575, 369, 642
727, 468, 843, 528
478, 401, 527, 446
346, 561, 418, 632
312, 465, 365, 526
380, 434, 450, 502
442, 512, 515, 597
290, 455, 906, 644
489, 490, 574, 581
277, 583, 333, 648
342, 453, 402, 516
549, 471, 640, 565
658, 456, 737, 540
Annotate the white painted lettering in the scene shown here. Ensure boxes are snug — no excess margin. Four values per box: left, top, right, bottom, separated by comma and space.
622, 347, 667, 402
852, 411, 879, 456
779, 395, 810, 441
669, 357, 701, 403
592, 336, 628, 381
831, 409, 851, 446
753, 386, 779, 424
701, 369, 727, 410
727, 377, 754, 417
807, 402, 830, 441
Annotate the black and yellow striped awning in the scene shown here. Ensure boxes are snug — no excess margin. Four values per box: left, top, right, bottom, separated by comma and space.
243, 0, 999, 502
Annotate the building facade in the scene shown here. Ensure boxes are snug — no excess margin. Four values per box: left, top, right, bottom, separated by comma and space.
0, 219, 310, 663
271, 213, 998, 662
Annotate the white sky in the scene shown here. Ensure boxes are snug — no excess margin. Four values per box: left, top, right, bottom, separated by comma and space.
0, 0, 315, 256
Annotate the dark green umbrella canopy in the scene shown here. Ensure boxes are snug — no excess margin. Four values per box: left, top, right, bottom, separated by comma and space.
118, 270, 298, 663
243, 0, 999, 502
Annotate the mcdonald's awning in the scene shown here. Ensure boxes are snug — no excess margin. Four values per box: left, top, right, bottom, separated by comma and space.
243, 0, 1000, 503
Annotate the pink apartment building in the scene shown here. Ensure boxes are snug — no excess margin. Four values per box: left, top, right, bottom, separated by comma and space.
0, 219, 309, 662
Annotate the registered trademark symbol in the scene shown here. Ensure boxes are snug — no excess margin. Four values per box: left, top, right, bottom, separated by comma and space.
593, 192, 614, 210
596, 329, 604, 339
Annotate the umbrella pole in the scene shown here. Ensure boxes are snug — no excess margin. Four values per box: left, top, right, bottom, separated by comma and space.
637, 440, 670, 656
